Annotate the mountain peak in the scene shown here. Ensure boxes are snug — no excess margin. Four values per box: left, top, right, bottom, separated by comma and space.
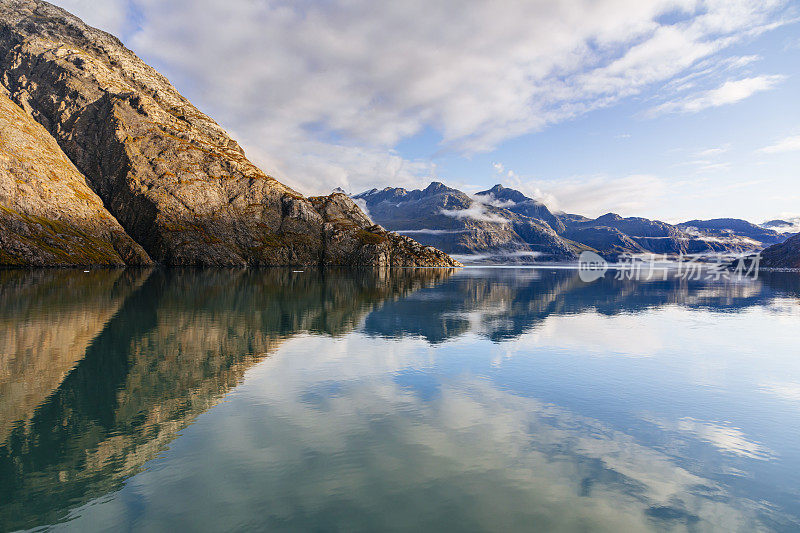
477, 184, 530, 204
595, 213, 623, 223
425, 181, 448, 192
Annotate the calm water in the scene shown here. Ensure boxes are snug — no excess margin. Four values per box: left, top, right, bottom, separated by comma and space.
1, 268, 799, 532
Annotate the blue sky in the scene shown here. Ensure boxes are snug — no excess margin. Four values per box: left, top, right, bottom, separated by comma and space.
55, 0, 800, 222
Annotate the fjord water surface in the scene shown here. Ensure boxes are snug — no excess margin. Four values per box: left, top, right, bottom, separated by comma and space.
1, 268, 799, 532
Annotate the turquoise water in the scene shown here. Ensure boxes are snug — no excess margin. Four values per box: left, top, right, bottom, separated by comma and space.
1, 268, 799, 532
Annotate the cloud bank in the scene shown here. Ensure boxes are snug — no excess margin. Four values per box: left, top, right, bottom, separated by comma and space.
499, 173, 668, 218
52, 0, 793, 196
440, 204, 509, 225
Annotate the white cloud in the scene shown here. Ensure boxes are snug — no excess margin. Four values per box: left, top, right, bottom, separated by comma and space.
503, 173, 667, 217
440, 203, 509, 224
647, 75, 785, 116
758, 134, 800, 154
472, 193, 517, 209
49, 0, 793, 194
351, 198, 373, 224
696, 145, 731, 157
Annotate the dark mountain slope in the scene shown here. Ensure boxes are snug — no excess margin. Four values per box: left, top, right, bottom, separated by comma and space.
561, 213, 761, 259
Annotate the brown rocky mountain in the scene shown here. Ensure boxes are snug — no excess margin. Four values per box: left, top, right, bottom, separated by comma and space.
0, 91, 151, 266
0, 0, 458, 267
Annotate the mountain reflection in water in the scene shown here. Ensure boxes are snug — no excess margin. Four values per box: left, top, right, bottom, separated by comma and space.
1, 268, 799, 532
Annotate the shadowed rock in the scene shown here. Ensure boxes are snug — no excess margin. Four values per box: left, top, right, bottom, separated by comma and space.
0, 92, 151, 266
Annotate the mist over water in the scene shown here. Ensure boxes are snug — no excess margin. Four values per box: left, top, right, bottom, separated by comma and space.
1, 268, 799, 532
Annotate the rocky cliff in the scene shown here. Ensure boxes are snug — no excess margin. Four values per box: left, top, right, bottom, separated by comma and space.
0, 0, 458, 267
0, 91, 151, 266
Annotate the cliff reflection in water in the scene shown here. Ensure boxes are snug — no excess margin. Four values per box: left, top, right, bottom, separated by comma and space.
1, 267, 799, 531
0, 268, 455, 530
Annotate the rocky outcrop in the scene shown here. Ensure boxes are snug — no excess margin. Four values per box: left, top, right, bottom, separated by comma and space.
0, 0, 458, 267
0, 91, 151, 266
310, 193, 457, 267
759, 234, 800, 269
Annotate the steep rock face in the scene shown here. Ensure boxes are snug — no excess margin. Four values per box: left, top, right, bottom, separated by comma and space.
0, 91, 151, 266
759, 234, 800, 269
354, 182, 576, 262
0, 0, 457, 267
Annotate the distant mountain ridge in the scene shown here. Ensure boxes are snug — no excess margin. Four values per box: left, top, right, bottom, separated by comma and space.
354, 182, 793, 263
354, 182, 576, 262
677, 219, 785, 246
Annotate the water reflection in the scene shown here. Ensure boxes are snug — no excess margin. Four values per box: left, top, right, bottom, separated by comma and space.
0, 268, 454, 531
0, 268, 798, 531
363, 268, 800, 343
